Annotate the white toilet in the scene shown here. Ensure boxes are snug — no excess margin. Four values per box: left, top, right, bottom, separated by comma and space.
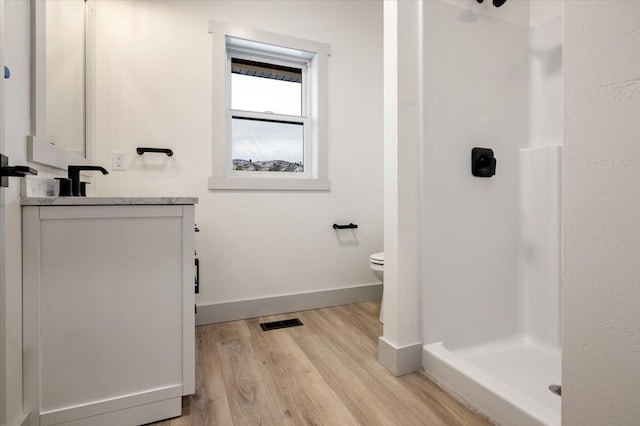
369, 252, 384, 323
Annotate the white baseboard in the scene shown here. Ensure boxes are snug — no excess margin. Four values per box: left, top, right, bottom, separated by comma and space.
50, 398, 181, 426
195, 283, 383, 325
378, 336, 422, 376
20, 413, 31, 426
39, 385, 182, 426
7, 412, 31, 426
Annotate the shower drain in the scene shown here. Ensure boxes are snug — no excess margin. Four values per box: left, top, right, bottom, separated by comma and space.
549, 384, 562, 396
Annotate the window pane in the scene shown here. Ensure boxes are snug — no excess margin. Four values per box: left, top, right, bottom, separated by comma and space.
232, 118, 304, 172
231, 58, 302, 116
231, 58, 302, 82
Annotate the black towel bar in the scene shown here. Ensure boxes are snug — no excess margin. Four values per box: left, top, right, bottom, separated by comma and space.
136, 147, 174, 157
333, 223, 358, 230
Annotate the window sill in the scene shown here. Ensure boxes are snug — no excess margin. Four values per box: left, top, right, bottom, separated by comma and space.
208, 176, 331, 191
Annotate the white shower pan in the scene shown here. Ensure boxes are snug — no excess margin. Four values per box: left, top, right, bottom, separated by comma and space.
423, 335, 561, 426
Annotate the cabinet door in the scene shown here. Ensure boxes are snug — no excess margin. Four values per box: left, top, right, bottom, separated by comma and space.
23, 205, 194, 425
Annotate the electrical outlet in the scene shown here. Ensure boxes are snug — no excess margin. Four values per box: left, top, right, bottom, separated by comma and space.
112, 152, 127, 171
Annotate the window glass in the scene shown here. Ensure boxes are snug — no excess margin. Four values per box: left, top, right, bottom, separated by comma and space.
230, 58, 302, 116
231, 117, 304, 172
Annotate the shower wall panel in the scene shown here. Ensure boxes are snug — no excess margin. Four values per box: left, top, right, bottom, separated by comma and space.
519, 145, 562, 348
421, 1, 529, 348
529, 16, 563, 148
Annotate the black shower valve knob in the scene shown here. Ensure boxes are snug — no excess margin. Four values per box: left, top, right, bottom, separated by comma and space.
477, 155, 490, 167
471, 147, 497, 178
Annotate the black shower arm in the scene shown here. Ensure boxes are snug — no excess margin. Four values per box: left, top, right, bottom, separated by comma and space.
476, 0, 508, 7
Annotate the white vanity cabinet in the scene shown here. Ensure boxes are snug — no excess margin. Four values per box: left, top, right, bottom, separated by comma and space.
22, 198, 197, 426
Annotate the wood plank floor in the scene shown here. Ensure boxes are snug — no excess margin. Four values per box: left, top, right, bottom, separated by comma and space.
152, 301, 492, 426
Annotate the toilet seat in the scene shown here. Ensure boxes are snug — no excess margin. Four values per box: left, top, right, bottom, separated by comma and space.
369, 252, 384, 265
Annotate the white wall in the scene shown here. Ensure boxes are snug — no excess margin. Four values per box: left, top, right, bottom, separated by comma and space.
563, 2, 640, 424
421, 1, 528, 349
92, 1, 383, 307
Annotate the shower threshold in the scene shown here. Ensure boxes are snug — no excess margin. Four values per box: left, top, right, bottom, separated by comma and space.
423, 335, 561, 426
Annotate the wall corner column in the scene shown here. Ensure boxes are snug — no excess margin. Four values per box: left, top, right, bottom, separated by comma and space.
379, 0, 423, 376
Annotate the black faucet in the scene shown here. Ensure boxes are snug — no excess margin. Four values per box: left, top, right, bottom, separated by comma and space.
68, 165, 109, 196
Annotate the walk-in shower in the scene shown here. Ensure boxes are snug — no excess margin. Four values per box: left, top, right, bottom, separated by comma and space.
419, 2, 563, 425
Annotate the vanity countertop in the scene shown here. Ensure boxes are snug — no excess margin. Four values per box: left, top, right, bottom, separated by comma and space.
21, 196, 199, 206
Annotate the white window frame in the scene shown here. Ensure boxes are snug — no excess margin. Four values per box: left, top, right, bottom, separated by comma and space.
209, 21, 331, 191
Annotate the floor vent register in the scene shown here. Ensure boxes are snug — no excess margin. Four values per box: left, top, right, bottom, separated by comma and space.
260, 318, 304, 331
